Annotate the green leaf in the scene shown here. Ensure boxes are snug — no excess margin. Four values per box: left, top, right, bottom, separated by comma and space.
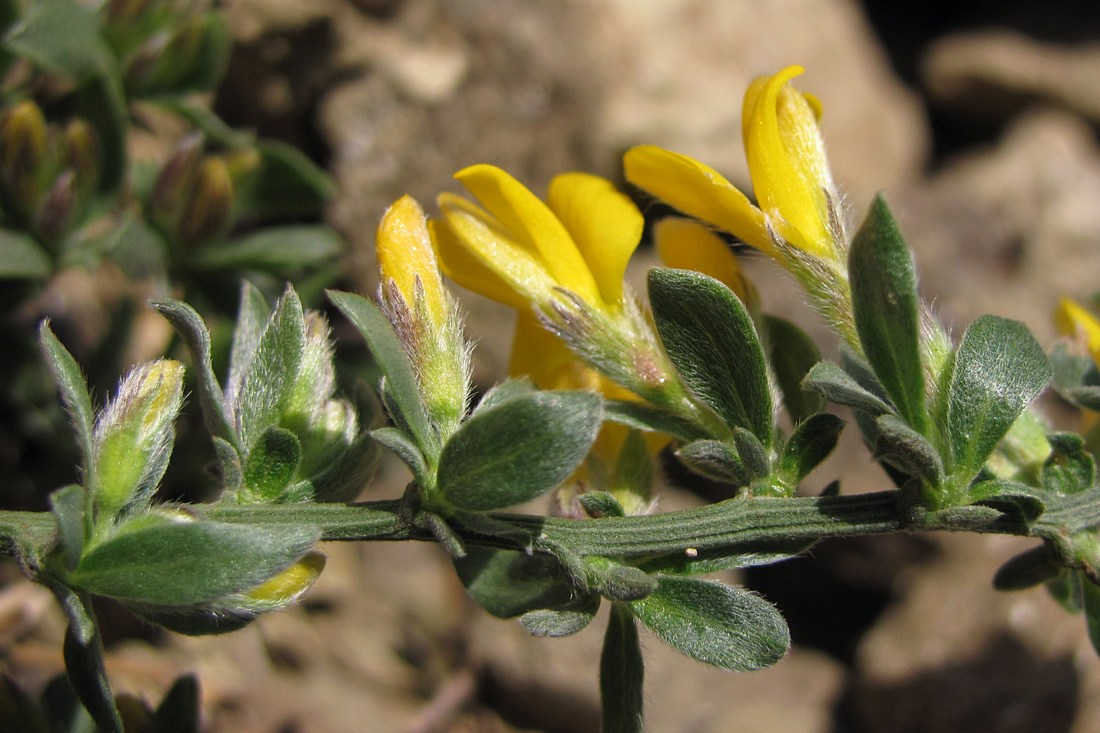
519, 593, 601, 638
993, 546, 1059, 591
453, 546, 578, 619
638, 539, 816, 576
76, 73, 128, 192
151, 299, 235, 445
189, 226, 343, 276
849, 196, 927, 432
327, 290, 438, 457
649, 268, 773, 444
802, 361, 892, 416
1042, 432, 1096, 496
55, 588, 122, 733
49, 485, 86, 571
586, 559, 659, 602
0, 229, 51, 279
246, 140, 335, 220
763, 315, 824, 424
733, 427, 769, 481
242, 427, 302, 502
212, 437, 242, 491
1049, 343, 1100, 411
153, 675, 201, 733
873, 414, 943, 487
71, 517, 318, 606
369, 427, 428, 485
630, 576, 790, 671
437, 391, 602, 511
968, 479, 1046, 523
578, 491, 626, 518
225, 281, 272, 410
677, 439, 746, 484
946, 315, 1052, 479
600, 604, 644, 733
1083, 576, 1100, 657
779, 413, 844, 484
5, 0, 115, 81
475, 378, 535, 413
233, 287, 305, 453
603, 399, 706, 442
39, 323, 96, 481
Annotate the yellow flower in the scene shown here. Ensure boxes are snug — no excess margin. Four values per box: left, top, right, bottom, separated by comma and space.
1056, 297, 1100, 367
430, 165, 644, 316
377, 195, 449, 328
652, 217, 757, 309
624, 65, 841, 261
376, 194, 470, 433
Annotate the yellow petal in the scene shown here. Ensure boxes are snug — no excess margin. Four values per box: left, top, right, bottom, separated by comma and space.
743, 66, 833, 257
453, 165, 601, 304
653, 218, 754, 305
245, 552, 326, 605
623, 145, 773, 255
509, 311, 602, 391
1056, 297, 1100, 365
376, 195, 447, 325
547, 172, 643, 306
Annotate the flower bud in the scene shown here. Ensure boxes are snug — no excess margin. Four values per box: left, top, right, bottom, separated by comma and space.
240, 551, 326, 608
0, 100, 48, 214
151, 133, 203, 233
177, 155, 233, 244
33, 170, 76, 245
93, 359, 185, 521
61, 118, 99, 195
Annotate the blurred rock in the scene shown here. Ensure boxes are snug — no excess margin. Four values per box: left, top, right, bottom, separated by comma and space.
891, 109, 1100, 342
923, 30, 1100, 124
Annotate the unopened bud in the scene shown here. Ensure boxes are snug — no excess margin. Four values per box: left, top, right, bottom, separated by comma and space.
0, 100, 48, 212
94, 359, 185, 520
151, 133, 203, 232
34, 170, 76, 244
62, 119, 99, 194
241, 551, 326, 608
123, 31, 170, 93
178, 155, 233, 243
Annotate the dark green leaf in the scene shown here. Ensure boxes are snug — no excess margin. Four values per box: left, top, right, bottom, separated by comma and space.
453, 547, 577, 619
242, 427, 301, 502
246, 140, 335, 220
993, 546, 1059, 591
226, 281, 272, 404
780, 413, 844, 484
802, 361, 892, 416
849, 196, 927, 432
5, 0, 115, 81
49, 485, 85, 571
370, 427, 428, 485
0, 675, 49, 733
72, 517, 318, 606
609, 429, 654, 499
0, 229, 50, 279
1049, 343, 1100, 411
649, 268, 773, 444
600, 604, 644, 733
1083, 576, 1100, 657
51, 587, 122, 733
676, 439, 746, 484
152, 675, 201, 733
630, 576, 789, 671
969, 479, 1046, 523
873, 414, 943, 487
76, 73, 128, 192
947, 315, 1052, 479
151, 299, 235, 445
1042, 432, 1096, 496
189, 226, 343, 276
763, 315, 825, 424
578, 491, 626, 518
733, 427, 769, 481
1046, 570, 1083, 614
603, 398, 706, 442
437, 391, 602, 511
328, 290, 438, 457
586, 560, 658, 602
475, 378, 535, 413
39, 323, 96, 479
519, 593, 601, 638
212, 437, 242, 491
234, 287, 305, 452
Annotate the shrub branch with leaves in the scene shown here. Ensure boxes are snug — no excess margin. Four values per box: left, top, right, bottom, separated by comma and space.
2, 18, 1100, 733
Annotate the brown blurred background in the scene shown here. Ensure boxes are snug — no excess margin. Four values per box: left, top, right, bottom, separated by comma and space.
6, 0, 1100, 730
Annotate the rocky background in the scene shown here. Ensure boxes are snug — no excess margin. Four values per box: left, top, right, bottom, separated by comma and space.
5, 0, 1100, 730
